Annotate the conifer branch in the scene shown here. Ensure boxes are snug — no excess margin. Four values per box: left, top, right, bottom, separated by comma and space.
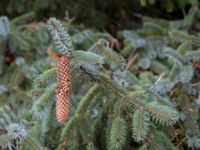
32, 83, 56, 112
33, 68, 56, 88
145, 101, 178, 125
47, 17, 73, 56
109, 116, 127, 150
132, 109, 150, 142
162, 47, 187, 65
10, 12, 36, 26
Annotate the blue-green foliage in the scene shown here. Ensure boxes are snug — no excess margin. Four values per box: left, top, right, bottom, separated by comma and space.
0, 16, 10, 40
132, 109, 150, 142
0, 6, 200, 150
47, 17, 73, 56
109, 116, 127, 150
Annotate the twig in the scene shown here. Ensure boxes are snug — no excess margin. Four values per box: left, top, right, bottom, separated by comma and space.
124, 53, 138, 71
64, 11, 75, 24
150, 72, 165, 90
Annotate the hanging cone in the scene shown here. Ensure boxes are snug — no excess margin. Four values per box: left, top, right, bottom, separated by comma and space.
57, 56, 71, 92
56, 56, 71, 124
56, 89, 70, 124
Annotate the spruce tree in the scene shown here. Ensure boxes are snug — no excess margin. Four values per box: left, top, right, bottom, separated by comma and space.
0, 4, 200, 150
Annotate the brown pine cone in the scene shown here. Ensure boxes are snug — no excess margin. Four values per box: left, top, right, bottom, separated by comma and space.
56, 89, 70, 124
56, 55, 71, 124
57, 56, 71, 92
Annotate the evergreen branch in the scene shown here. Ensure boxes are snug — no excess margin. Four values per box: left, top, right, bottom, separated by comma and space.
176, 65, 194, 83
120, 42, 132, 56
67, 130, 79, 150
152, 79, 174, 94
171, 31, 200, 46
109, 116, 127, 150
0, 16, 10, 40
22, 136, 43, 150
81, 67, 178, 126
181, 6, 198, 30
33, 68, 56, 88
0, 105, 18, 123
98, 73, 128, 94
47, 17, 73, 56
40, 104, 54, 143
8, 31, 31, 50
168, 63, 179, 80
186, 50, 200, 61
117, 92, 144, 110
132, 109, 150, 142
90, 39, 125, 66
0, 134, 13, 145
72, 50, 104, 65
60, 117, 77, 144
177, 41, 190, 55
101, 47, 125, 66
150, 60, 169, 74
161, 47, 187, 65
72, 29, 95, 45
32, 83, 56, 112
153, 130, 176, 150
10, 12, 36, 26
145, 101, 178, 126
76, 84, 100, 114
147, 89, 174, 106
71, 50, 104, 74
97, 72, 145, 109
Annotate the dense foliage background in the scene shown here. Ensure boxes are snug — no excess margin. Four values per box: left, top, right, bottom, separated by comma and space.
1, 0, 200, 150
